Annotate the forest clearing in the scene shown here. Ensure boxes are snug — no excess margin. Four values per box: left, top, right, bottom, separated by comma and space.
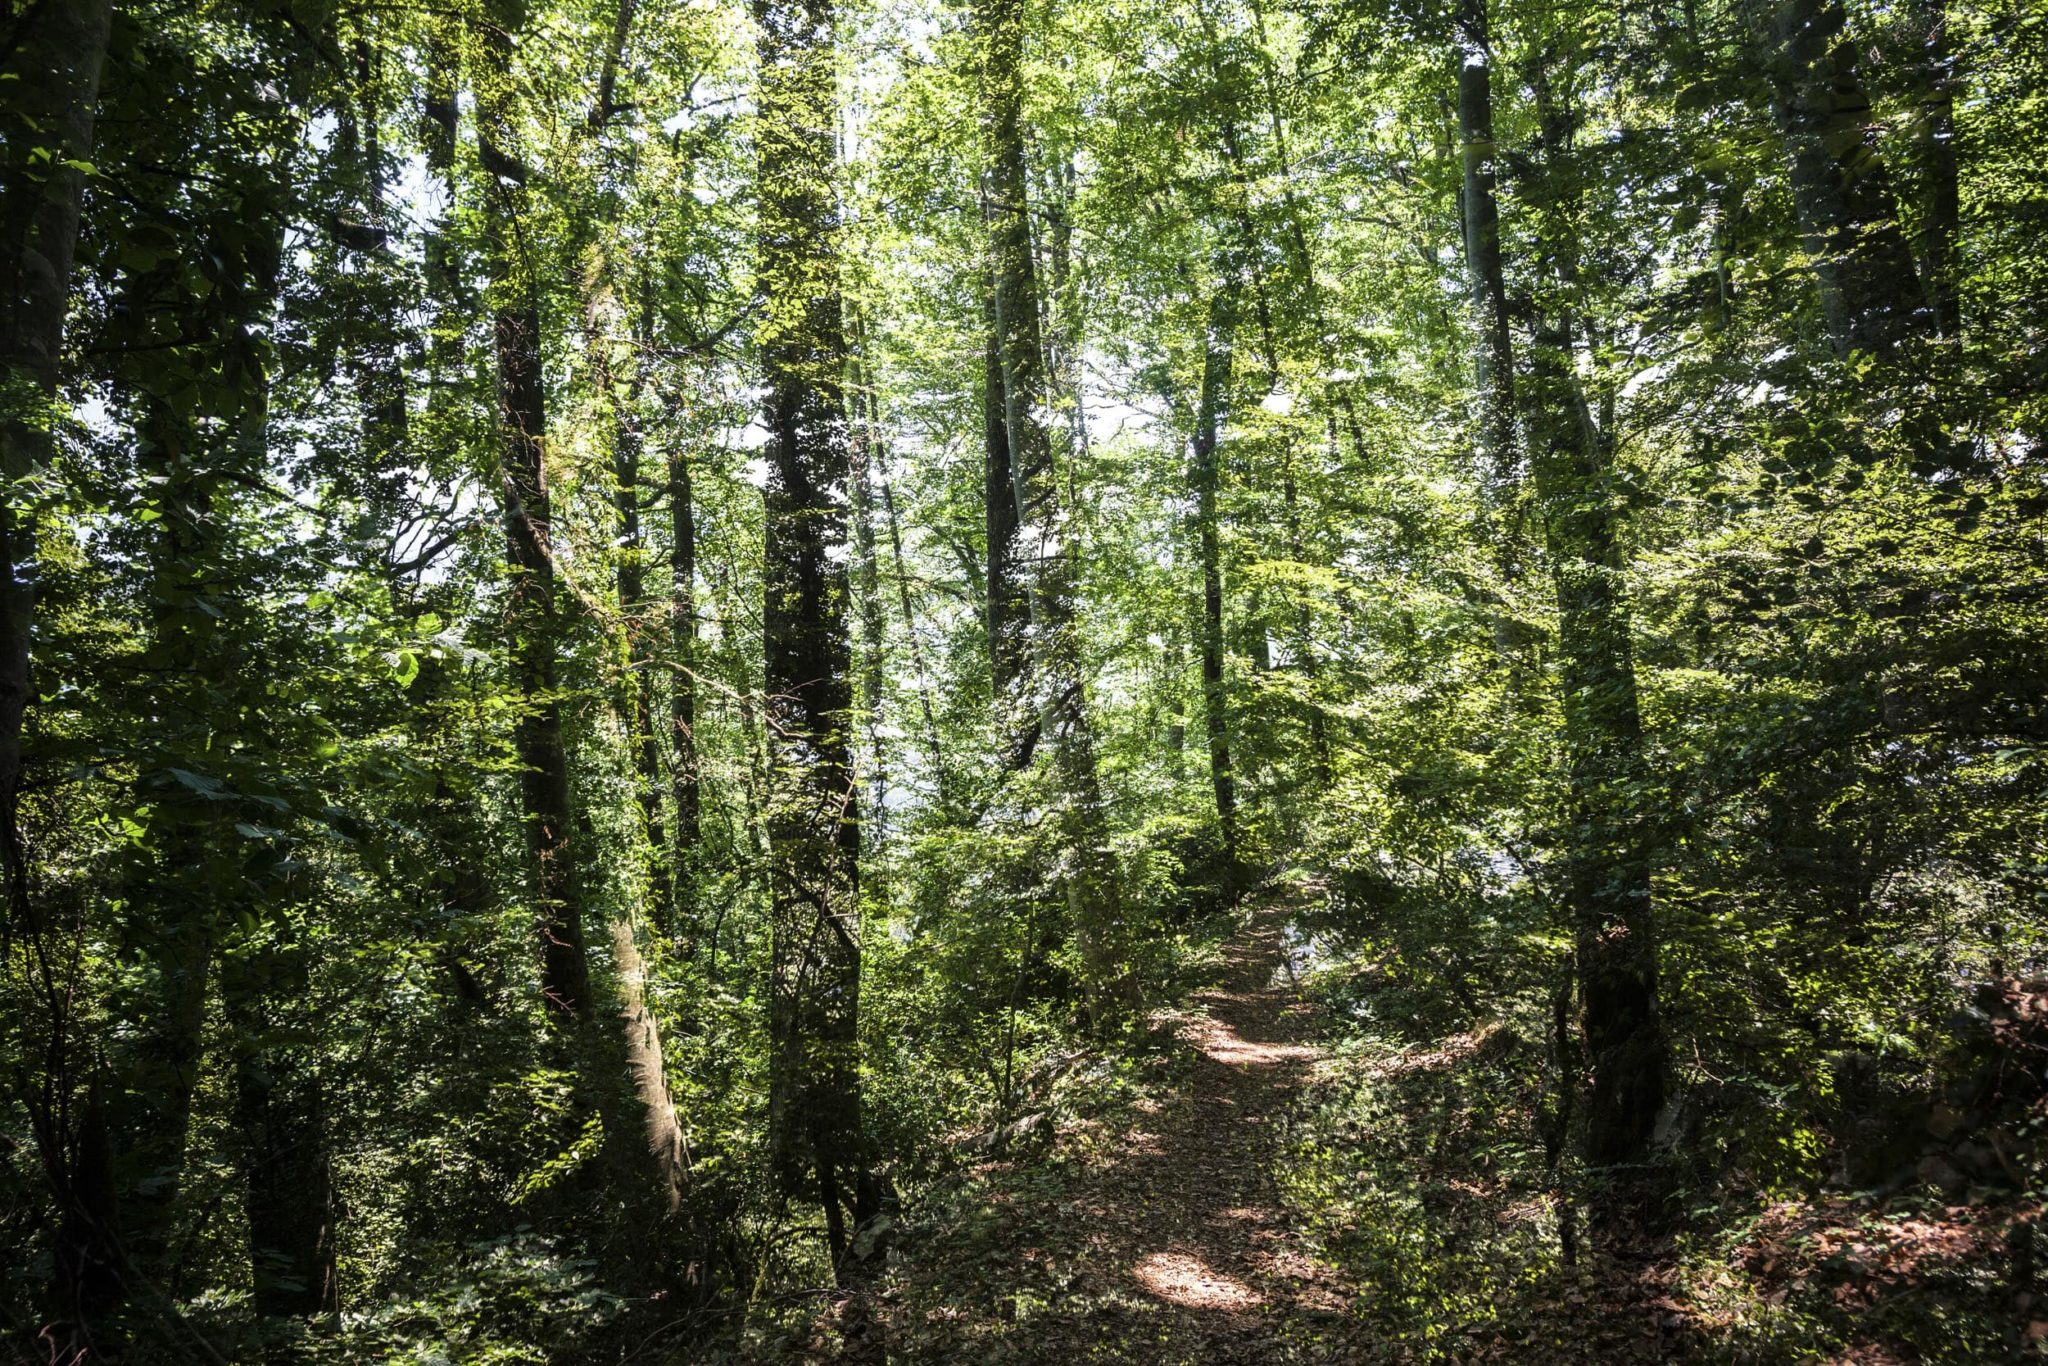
2, 0, 2045, 1358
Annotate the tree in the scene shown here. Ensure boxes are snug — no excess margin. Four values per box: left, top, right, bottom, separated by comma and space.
977, 0, 1130, 1027
754, 0, 886, 1280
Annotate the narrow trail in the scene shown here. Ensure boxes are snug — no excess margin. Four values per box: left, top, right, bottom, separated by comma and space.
855, 901, 1378, 1363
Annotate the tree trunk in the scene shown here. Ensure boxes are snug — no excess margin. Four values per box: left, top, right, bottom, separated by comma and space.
0, 0, 113, 920
983, 266, 1027, 694
979, 0, 1130, 1028
846, 305, 890, 844
1765, 0, 1925, 357
421, 27, 466, 474
1045, 145, 1089, 462
220, 926, 339, 1328
1524, 71, 1665, 1174
668, 437, 702, 926
617, 380, 675, 935
754, 0, 885, 1283
881, 473, 952, 803
1900, 0, 1960, 338
1456, 0, 1517, 486
1191, 270, 1239, 854
471, 0, 684, 1229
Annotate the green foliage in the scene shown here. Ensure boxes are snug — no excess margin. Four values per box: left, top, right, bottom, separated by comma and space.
2, 0, 2045, 1354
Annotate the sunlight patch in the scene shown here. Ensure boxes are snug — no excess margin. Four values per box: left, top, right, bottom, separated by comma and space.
1183, 1016, 1321, 1067
1132, 1251, 1261, 1310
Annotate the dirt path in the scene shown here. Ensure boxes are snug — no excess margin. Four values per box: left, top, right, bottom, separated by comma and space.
854, 904, 1377, 1364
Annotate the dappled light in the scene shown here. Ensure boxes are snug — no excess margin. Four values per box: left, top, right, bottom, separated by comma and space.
1131, 1251, 1261, 1311
4, 0, 2043, 1355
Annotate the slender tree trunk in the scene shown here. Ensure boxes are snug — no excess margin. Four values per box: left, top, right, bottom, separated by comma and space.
220, 924, 339, 1328
1244, 0, 1372, 461
17, 5, 117, 1290
221, 226, 341, 1342
983, 265, 1027, 694
1456, 0, 1516, 486
474, 0, 587, 1024
881, 474, 952, 802
1765, 0, 1925, 357
1901, 0, 1960, 338
471, 0, 684, 1229
1191, 270, 1239, 854
615, 373, 675, 935
341, 39, 409, 557
1525, 71, 1665, 1175
0, 0, 112, 924
979, 0, 1130, 1028
1285, 439, 1331, 782
668, 435, 701, 934
421, 29, 466, 473
846, 305, 890, 843
1044, 145, 1089, 462
754, 0, 884, 1282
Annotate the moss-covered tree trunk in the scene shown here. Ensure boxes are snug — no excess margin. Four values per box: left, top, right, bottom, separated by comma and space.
1455, 0, 1516, 486
471, 0, 685, 1233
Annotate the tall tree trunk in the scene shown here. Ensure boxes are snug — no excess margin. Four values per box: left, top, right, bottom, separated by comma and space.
1286, 435, 1331, 783
1525, 70, 1665, 1175
983, 266, 1027, 694
1244, 0, 1372, 462
72, 180, 290, 1336
881, 473, 952, 803
668, 436, 702, 928
0, 0, 112, 922
220, 923, 339, 1329
1191, 269, 1239, 855
221, 223, 341, 1342
1900, 0, 1960, 338
581, 210, 673, 939
421, 27, 467, 474
470, 0, 684, 1229
474, 0, 587, 1024
1455, 0, 1516, 486
615, 367, 675, 936
754, 0, 884, 1283
1765, 0, 1925, 357
1044, 145, 1089, 462
340, 38, 409, 555
978, 0, 1130, 1028
846, 305, 890, 844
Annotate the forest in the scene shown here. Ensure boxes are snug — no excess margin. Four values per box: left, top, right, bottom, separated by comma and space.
1, 0, 2045, 1358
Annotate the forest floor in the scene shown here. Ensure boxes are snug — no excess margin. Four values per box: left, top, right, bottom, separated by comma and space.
810, 897, 1380, 1364
753, 891, 2042, 1364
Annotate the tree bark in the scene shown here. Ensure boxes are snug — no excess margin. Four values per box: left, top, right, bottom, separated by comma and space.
983, 266, 1027, 694
754, 0, 885, 1282
978, 0, 1130, 1028
846, 304, 890, 844
1524, 70, 1665, 1174
0, 0, 113, 922
1191, 270, 1239, 854
220, 926, 339, 1326
1455, 0, 1517, 486
1900, 0, 1960, 338
668, 435, 702, 935
1765, 0, 1925, 357
471, 0, 685, 1229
